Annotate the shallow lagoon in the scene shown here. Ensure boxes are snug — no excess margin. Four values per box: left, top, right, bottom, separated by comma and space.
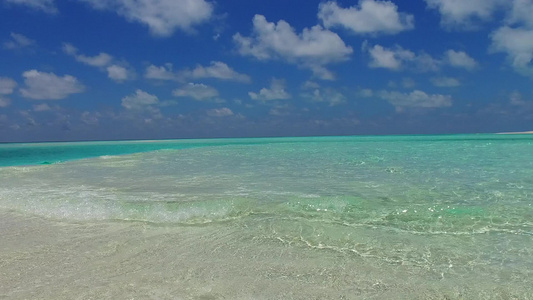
1, 135, 532, 299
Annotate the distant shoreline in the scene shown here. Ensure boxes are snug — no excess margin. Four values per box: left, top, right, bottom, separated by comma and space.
496, 131, 533, 134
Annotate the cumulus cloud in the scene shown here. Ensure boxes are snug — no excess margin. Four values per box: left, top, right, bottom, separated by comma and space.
80, 111, 101, 125
207, 107, 233, 117
491, 27, 533, 76
81, 0, 214, 36
318, 0, 414, 35
63, 43, 134, 82
364, 43, 440, 71
106, 65, 133, 82
145, 63, 178, 81
489, 1, 533, 77
358, 88, 374, 98
431, 76, 461, 87
301, 81, 346, 106
507, 0, 533, 28
0, 77, 17, 95
509, 91, 528, 106
402, 77, 416, 88
0, 77, 17, 108
120, 89, 162, 119
173, 83, 219, 100
379, 90, 453, 109
0, 97, 11, 108
145, 61, 250, 83
444, 50, 478, 70
33, 103, 52, 111
364, 42, 477, 72
365, 44, 414, 70
20, 70, 85, 100
424, 0, 506, 30
3, 32, 35, 49
63, 43, 113, 67
249, 79, 291, 101
310, 89, 346, 106
234, 14, 353, 80
183, 61, 251, 83
4, 0, 57, 14
121, 89, 159, 109
78, 52, 113, 67
302, 80, 320, 90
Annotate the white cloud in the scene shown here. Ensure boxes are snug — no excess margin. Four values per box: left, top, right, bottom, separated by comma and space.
302, 80, 320, 90
80, 111, 101, 125
207, 107, 233, 117
491, 26, 533, 76
173, 83, 219, 100
63, 43, 134, 82
301, 81, 346, 106
365, 43, 478, 72
425, 0, 506, 30
120, 89, 162, 118
402, 77, 416, 88
307, 88, 346, 106
415, 53, 442, 72
145, 63, 178, 81
358, 88, 374, 97
20, 70, 85, 100
444, 50, 478, 70
76, 52, 113, 67
268, 105, 291, 116
366, 44, 414, 70
365, 43, 440, 71
121, 89, 158, 109
234, 14, 353, 80
0, 77, 17, 108
318, 0, 414, 35
0, 97, 10, 108
5, 0, 57, 14
145, 61, 250, 83
379, 90, 453, 108
33, 103, 52, 111
509, 91, 527, 106
185, 61, 251, 83
507, 0, 533, 28
487, 1, 533, 77
431, 76, 461, 87
81, 0, 214, 36
3, 32, 35, 49
63, 43, 113, 67
249, 79, 291, 101
106, 64, 134, 82
62, 43, 77, 55
80, 112, 97, 125
0, 77, 17, 95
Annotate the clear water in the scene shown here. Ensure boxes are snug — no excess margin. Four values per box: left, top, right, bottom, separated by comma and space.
1, 134, 532, 299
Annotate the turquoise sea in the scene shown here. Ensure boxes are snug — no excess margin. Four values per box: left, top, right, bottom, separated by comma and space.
1, 134, 532, 299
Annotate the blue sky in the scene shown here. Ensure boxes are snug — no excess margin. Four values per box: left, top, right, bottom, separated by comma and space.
1, 0, 532, 142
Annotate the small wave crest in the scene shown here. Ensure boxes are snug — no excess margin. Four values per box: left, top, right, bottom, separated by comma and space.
0, 186, 254, 225
99, 155, 116, 160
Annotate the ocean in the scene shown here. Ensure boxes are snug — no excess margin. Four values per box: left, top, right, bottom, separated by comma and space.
1, 134, 532, 299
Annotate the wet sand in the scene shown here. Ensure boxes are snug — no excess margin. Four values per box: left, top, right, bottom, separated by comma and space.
1, 210, 531, 300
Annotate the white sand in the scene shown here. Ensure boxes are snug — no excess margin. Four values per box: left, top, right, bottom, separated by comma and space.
1, 210, 530, 299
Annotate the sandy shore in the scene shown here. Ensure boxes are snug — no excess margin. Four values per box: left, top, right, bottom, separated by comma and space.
496, 131, 533, 134
1, 210, 531, 299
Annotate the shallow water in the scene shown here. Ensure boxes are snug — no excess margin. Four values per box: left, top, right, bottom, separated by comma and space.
1, 135, 532, 299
